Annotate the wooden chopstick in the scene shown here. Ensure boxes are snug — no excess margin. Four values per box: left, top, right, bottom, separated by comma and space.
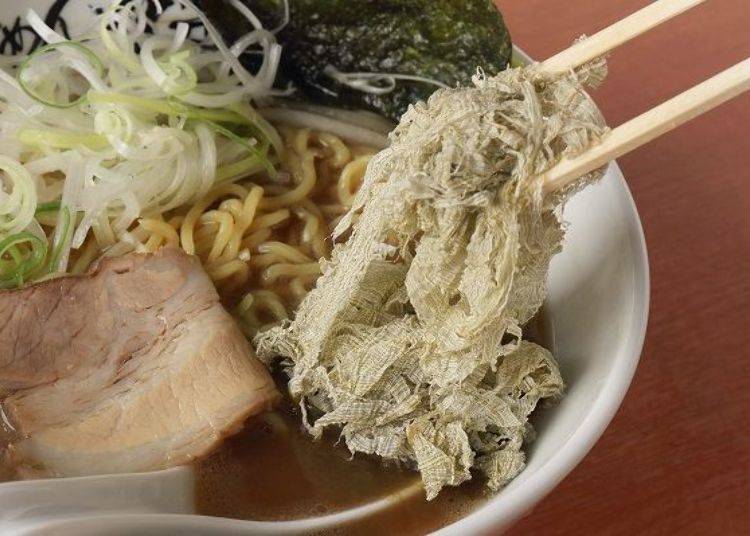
542, 58, 750, 194
540, 0, 708, 74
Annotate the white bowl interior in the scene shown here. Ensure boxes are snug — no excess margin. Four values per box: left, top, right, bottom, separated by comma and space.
444, 165, 649, 535
0, 2, 649, 534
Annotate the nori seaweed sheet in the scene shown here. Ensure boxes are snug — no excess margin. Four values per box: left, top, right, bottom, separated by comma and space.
203, 0, 512, 121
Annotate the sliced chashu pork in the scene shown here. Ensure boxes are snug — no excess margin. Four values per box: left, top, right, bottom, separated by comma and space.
0, 248, 278, 477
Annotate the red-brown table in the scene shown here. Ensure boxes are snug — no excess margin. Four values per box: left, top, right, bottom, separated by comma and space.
497, 1, 750, 534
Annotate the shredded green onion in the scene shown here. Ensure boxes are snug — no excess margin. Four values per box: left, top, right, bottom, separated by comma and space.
88, 92, 250, 125
88, 91, 177, 116
229, 104, 285, 157
6, 245, 23, 265
35, 200, 61, 214
0, 156, 37, 235
99, 3, 142, 73
204, 120, 276, 178
0, 232, 48, 288
0, 1, 292, 279
19, 129, 109, 150
47, 206, 72, 274
179, 104, 253, 126
216, 155, 267, 182
159, 51, 198, 96
18, 41, 105, 108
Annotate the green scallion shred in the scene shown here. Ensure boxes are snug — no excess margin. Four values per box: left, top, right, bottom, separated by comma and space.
35, 200, 61, 214
0, 232, 48, 288
7, 244, 23, 265
87, 92, 250, 125
216, 155, 266, 182
47, 206, 72, 274
19, 128, 108, 150
204, 120, 276, 179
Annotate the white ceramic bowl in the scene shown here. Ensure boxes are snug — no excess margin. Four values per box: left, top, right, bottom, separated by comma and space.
0, 2, 650, 534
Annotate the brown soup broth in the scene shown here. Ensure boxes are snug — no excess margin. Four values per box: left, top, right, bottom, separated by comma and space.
195, 401, 489, 535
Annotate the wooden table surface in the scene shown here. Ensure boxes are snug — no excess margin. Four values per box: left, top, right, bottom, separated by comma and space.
495, 1, 750, 534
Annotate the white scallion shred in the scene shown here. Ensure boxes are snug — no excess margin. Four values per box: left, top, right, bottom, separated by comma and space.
0, 155, 37, 234
324, 64, 450, 95
0, 0, 291, 285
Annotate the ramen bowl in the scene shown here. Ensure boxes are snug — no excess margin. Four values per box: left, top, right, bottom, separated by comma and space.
0, 1, 649, 534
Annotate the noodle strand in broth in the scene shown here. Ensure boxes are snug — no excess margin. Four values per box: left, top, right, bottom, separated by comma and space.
67, 127, 375, 335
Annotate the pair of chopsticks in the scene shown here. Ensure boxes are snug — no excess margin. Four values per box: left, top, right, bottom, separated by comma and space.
535, 0, 749, 194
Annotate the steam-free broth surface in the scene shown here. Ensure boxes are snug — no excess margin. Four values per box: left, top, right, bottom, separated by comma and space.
195, 401, 488, 534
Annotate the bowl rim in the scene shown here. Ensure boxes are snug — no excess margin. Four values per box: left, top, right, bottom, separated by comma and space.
436, 159, 650, 535
439, 46, 650, 533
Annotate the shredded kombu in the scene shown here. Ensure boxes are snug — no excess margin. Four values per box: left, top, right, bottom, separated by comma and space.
256, 60, 609, 499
